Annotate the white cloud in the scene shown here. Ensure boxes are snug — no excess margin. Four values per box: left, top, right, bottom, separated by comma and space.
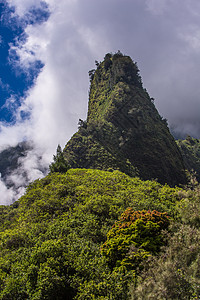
0, 142, 48, 205
0, 178, 16, 205
0, 121, 28, 151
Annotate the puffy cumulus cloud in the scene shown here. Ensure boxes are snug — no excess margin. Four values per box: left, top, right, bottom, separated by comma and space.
1, 0, 200, 204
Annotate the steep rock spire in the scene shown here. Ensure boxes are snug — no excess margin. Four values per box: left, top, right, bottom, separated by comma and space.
64, 52, 186, 186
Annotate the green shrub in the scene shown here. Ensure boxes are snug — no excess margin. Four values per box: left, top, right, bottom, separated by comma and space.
101, 208, 170, 270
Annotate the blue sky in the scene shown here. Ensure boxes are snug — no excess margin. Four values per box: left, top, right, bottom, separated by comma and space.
0, 1, 48, 123
1, 0, 200, 204
0, 2, 24, 122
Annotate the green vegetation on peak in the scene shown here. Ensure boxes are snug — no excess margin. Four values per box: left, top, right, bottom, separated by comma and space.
87, 52, 142, 123
64, 52, 186, 186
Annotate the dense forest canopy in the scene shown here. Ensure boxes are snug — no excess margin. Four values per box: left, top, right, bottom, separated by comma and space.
0, 169, 200, 299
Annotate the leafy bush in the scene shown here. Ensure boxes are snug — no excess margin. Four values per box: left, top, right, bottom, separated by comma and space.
101, 208, 170, 270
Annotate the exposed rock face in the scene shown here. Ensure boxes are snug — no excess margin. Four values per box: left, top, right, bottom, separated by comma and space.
64, 52, 186, 186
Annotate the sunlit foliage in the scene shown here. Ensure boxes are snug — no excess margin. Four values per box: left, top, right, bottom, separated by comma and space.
0, 169, 183, 299
101, 209, 170, 270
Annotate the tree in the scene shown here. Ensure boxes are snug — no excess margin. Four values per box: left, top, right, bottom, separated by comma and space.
78, 119, 87, 129
88, 69, 95, 82
49, 145, 69, 173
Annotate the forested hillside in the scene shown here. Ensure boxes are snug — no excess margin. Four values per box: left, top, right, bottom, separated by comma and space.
0, 169, 199, 299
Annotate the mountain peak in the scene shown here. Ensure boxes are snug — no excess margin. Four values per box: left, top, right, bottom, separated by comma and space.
64, 52, 186, 186
87, 52, 142, 123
